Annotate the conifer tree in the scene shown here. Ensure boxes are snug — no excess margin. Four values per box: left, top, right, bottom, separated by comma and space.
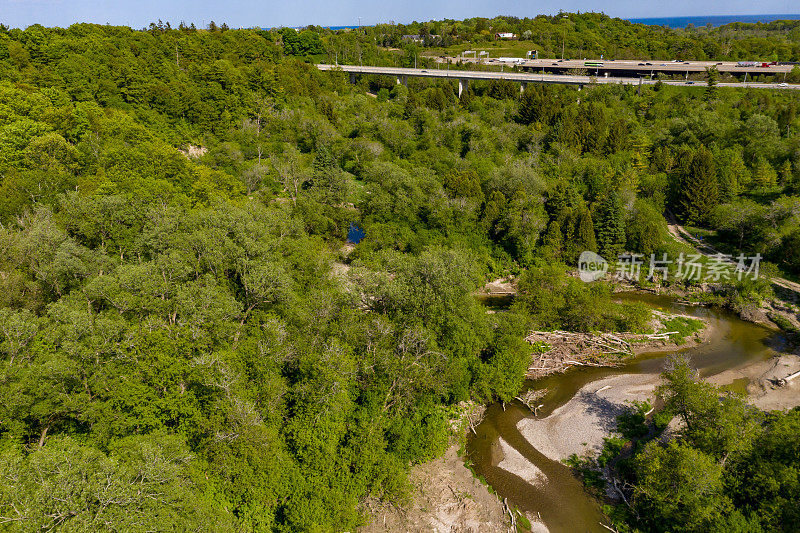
542, 220, 564, 259
595, 192, 626, 258
679, 146, 718, 225
752, 157, 777, 189
577, 208, 597, 253
779, 160, 793, 187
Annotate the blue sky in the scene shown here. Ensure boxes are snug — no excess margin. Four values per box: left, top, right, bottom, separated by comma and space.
0, 0, 797, 29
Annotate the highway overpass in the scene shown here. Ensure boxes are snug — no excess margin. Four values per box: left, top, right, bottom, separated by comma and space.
316, 64, 800, 93
457, 57, 797, 80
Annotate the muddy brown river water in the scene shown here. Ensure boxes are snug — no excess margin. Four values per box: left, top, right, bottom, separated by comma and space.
466, 293, 794, 533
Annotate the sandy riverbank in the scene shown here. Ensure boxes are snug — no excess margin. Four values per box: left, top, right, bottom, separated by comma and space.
497, 437, 547, 487
493, 438, 551, 532
707, 353, 800, 411
518, 353, 800, 463
518, 373, 661, 461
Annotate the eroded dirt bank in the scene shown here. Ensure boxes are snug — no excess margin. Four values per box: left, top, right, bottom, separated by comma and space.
359, 444, 510, 533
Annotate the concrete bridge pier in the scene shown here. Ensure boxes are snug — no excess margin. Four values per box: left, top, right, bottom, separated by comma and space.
396, 75, 407, 86
520, 82, 528, 94
458, 78, 469, 97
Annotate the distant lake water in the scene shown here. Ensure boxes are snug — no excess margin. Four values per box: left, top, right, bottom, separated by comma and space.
268, 15, 800, 32
628, 14, 800, 28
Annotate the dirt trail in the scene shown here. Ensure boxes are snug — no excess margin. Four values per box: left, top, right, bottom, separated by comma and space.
665, 213, 800, 332
665, 213, 800, 298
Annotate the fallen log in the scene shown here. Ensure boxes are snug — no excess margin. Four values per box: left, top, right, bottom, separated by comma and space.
777, 369, 800, 386
516, 388, 548, 412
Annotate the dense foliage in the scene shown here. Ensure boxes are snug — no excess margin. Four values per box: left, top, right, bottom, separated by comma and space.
593, 358, 800, 533
0, 18, 798, 530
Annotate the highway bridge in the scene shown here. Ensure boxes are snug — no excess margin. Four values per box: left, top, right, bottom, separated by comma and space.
317, 64, 800, 93
460, 57, 797, 80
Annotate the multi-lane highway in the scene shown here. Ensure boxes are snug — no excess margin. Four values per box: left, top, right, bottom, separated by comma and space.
460, 57, 796, 77
317, 64, 800, 91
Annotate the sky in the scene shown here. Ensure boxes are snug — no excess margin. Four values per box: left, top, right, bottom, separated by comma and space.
0, 0, 798, 29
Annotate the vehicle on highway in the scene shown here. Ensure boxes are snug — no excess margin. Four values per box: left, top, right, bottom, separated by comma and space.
645, 62, 653, 66
779, 82, 789, 87
638, 62, 645, 66
585, 61, 603, 68
686, 81, 695, 85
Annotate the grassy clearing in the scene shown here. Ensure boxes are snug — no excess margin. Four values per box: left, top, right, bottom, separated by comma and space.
660, 316, 705, 344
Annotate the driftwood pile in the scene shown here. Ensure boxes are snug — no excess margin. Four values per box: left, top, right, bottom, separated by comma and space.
526, 330, 634, 379
524, 327, 686, 379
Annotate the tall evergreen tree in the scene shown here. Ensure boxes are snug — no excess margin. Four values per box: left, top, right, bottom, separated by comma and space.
752, 157, 778, 189
679, 146, 719, 225
542, 219, 564, 259
595, 192, 626, 259
577, 208, 597, 253
779, 160, 793, 187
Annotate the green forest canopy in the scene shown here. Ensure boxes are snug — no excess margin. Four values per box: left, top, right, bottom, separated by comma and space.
0, 19, 798, 531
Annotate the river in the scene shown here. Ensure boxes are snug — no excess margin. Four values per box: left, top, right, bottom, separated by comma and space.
466, 292, 794, 533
